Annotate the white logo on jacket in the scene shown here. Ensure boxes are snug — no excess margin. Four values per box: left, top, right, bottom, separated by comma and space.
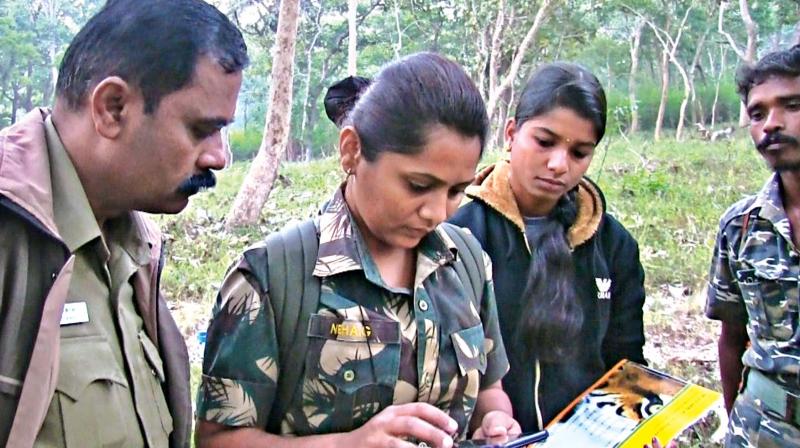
595, 278, 611, 299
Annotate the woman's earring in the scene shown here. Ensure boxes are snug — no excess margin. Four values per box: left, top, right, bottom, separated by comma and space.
504, 143, 512, 152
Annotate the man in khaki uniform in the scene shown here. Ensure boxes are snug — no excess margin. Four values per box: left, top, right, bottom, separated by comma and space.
0, 0, 247, 446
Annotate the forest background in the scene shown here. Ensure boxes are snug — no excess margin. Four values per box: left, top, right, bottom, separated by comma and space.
3, 0, 800, 446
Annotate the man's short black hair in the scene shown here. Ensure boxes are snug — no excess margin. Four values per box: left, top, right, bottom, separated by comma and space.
56, 0, 248, 113
736, 44, 800, 103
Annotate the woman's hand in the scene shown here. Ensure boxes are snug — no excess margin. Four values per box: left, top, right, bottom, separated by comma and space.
346, 402, 459, 448
471, 410, 521, 442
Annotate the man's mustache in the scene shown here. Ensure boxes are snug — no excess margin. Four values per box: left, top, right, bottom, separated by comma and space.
177, 170, 216, 196
756, 132, 799, 152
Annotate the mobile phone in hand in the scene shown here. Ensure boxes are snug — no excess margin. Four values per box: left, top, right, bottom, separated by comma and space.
454, 430, 549, 448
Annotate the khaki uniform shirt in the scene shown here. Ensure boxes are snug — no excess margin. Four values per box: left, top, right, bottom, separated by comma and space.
707, 174, 800, 386
197, 188, 509, 438
34, 118, 172, 447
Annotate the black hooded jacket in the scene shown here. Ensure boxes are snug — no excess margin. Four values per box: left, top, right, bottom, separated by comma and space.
449, 161, 646, 432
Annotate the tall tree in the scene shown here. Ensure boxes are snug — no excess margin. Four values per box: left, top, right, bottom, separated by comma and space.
226, 0, 301, 228
628, 18, 645, 134
718, 0, 757, 126
485, 0, 556, 123
645, 6, 693, 141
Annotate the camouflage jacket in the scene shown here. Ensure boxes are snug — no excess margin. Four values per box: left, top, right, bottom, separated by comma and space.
197, 188, 509, 438
706, 173, 800, 381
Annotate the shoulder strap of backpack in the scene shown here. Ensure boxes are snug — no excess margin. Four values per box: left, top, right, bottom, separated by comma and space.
252, 219, 320, 434
441, 222, 485, 307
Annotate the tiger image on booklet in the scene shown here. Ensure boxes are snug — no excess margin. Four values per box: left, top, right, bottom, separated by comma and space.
590, 362, 685, 422
532, 360, 722, 448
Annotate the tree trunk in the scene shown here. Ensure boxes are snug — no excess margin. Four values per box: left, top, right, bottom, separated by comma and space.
718, 0, 757, 126
711, 45, 727, 128
485, 0, 555, 121
689, 28, 709, 126
654, 48, 669, 141
225, 0, 301, 229
303, 60, 330, 160
739, 0, 757, 126
299, 6, 324, 158
393, 0, 402, 57
647, 8, 690, 141
10, 83, 19, 125
487, 0, 507, 103
348, 0, 358, 76
628, 19, 644, 134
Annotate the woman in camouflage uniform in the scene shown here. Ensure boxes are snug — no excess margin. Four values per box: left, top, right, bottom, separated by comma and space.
195, 52, 519, 448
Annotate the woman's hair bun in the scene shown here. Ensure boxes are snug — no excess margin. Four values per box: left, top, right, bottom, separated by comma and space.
323, 75, 372, 127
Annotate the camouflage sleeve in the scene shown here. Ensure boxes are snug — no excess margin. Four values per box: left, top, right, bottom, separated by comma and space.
478, 251, 509, 388
195, 257, 280, 429
705, 221, 748, 325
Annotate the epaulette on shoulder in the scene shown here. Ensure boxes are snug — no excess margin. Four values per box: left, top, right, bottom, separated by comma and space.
718, 194, 759, 229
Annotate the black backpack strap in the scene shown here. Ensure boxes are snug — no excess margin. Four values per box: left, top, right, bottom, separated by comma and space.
441, 223, 485, 307
253, 219, 320, 434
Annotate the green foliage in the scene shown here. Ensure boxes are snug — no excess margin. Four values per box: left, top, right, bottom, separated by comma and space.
589, 135, 767, 290
229, 127, 262, 161
605, 76, 741, 135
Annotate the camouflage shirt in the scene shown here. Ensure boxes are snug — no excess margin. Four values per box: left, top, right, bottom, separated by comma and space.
196, 188, 509, 438
706, 173, 800, 381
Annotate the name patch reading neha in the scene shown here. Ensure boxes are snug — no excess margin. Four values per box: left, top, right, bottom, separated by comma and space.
330, 322, 372, 338
307, 314, 401, 344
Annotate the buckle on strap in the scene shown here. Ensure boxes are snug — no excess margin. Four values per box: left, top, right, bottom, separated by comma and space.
746, 369, 800, 427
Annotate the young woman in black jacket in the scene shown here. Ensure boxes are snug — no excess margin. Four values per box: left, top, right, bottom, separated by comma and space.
449, 62, 647, 432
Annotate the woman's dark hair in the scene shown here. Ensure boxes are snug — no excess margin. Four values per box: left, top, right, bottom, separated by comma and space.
513, 62, 606, 362
57, 0, 248, 114
514, 62, 607, 143
347, 52, 489, 161
324, 76, 372, 127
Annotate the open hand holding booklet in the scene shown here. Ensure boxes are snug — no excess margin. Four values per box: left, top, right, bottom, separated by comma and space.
529, 360, 722, 447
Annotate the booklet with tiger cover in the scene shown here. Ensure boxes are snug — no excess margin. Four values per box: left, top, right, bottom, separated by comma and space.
531, 360, 722, 447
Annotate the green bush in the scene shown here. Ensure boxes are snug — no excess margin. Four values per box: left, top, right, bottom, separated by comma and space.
229, 127, 262, 162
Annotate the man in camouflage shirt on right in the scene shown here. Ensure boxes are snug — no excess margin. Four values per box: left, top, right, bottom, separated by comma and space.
706, 44, 800, 447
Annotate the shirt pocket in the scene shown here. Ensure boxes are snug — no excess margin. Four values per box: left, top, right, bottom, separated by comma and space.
56, 335, 130, 447
303, 313, 401, 432
449, 323, 487, 412
139, 330, 174, 436
736, 268, 798, 341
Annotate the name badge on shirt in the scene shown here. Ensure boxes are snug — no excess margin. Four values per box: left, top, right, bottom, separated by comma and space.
60, 302, 89, 326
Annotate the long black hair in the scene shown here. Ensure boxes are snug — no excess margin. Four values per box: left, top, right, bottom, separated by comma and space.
514, 62, 606, 362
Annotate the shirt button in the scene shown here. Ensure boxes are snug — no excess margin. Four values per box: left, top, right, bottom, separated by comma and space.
343, 370, 356, 382
418, 300, 429, 311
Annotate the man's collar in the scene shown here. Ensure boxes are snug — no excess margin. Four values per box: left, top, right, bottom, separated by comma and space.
45, 116, 150, 265
46, 115, 102, 254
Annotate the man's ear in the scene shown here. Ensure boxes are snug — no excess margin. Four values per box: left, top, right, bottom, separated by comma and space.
339, 126, 363, 174
90, 76, 136, 139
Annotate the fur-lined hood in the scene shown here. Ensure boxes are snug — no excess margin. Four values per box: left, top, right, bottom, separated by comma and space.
464, 160, 605, 249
